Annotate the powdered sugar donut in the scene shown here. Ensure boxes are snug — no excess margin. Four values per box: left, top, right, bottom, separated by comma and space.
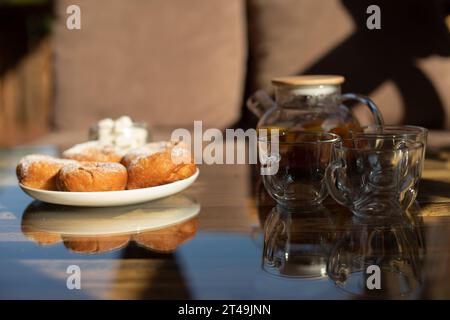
16, 154, 77, 190
125, 141, 196, 189
62, 141, 123, 163
121, 141, 174, 167
56, 162, 127, 192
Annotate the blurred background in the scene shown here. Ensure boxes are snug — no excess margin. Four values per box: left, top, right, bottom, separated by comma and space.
1, 0, 450, 149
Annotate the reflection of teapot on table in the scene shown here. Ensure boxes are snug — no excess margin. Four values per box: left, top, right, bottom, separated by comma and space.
21, 195, 200, 254
247, 75, 384, 137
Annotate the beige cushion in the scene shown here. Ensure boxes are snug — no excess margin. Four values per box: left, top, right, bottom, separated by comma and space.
53, 0, 246, 131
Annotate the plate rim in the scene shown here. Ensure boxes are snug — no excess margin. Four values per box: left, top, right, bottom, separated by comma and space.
19, 168, 199, 195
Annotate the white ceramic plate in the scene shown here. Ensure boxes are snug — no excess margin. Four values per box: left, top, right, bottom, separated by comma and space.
20, 169, 199, 207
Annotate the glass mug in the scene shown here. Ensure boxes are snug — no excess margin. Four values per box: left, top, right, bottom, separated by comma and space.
349, 125, 428, 173
258, 131, 341, 208
326, 136, 424, 217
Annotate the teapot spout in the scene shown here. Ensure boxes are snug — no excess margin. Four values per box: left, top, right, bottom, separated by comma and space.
247, 90, 275, 118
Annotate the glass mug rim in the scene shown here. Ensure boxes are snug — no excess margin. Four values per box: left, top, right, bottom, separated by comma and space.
349, 125, 428, 137
360, 124, 428, 131
258, 131, 341, 145
340, 139, 424, 152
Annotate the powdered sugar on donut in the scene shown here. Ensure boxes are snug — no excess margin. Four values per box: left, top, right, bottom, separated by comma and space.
125, 140, 193, 169
122, 141, 173, 167
63, 140, 124, 158
17, 154, 75, 177
169, 142, 192, 164
59, 161, 126, 175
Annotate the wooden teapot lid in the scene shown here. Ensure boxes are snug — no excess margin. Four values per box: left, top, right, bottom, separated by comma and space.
272, 75, 345, 86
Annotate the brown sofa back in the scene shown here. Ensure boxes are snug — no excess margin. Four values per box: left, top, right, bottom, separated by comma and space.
53, 0, 246, 132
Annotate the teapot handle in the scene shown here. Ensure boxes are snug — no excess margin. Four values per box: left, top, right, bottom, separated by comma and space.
247, 90, 275, 118
341, 93, 384, 126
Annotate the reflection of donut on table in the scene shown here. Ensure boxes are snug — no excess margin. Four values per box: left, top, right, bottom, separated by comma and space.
16, 154, 77, 190
21, 195, 200, 254
21, 217, 198, 254
56, 162, 128, 192
21, 225, 62, 246
134, 218, 199, 253
125, 141, 196, 189
62, 234, 130, 254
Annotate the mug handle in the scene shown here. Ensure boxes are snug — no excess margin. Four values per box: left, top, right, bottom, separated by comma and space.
260, 154, 286, 202
341, 93, 384, 126
325, 161, 350, 206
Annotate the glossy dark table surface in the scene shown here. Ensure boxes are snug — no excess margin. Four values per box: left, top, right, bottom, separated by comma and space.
1, 146, 450, 299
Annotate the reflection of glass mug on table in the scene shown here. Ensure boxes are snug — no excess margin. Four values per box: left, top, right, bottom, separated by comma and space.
327, 216, 423, 298
326, 136, 424, 217
262, 206, 338, 279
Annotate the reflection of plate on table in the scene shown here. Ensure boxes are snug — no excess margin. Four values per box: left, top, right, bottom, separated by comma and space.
21, 194, 200, 254
19, 169, 199, 207
22, 194, 200, 236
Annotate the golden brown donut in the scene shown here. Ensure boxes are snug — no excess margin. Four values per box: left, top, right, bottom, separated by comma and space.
134, 218, 198, 253
16, 154, 77, 190
62, 141, 122, 163
62, 234, 130, 254
125, 141, 196, 189
56, 162, 127, 192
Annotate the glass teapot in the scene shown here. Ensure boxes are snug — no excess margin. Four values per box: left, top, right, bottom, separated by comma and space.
247, 75, 384, 137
